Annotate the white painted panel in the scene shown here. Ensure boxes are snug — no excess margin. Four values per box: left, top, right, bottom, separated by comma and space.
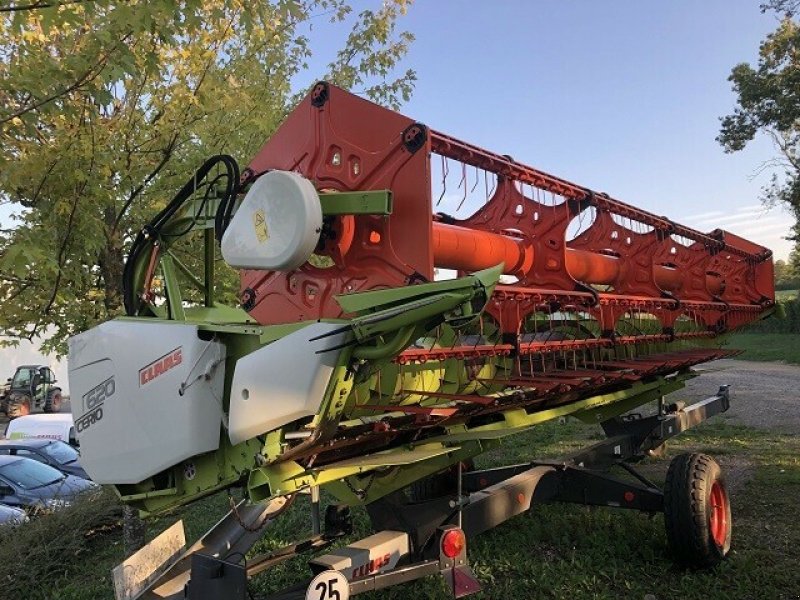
68, 320, 225, 484
228, 322, 345, 445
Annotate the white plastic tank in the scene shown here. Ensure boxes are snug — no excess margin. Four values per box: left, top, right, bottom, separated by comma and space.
221, 170, 323, 271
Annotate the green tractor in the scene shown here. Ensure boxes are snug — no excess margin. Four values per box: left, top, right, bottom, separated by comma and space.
3, 365, 63, 419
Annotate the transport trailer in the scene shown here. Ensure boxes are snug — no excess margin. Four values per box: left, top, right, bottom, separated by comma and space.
124, 383, 732, 600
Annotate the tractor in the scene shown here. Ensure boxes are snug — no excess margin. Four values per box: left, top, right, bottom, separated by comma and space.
3, 365, 63, 419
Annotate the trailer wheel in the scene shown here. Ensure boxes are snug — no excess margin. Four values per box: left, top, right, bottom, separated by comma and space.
664, 453, 731, 568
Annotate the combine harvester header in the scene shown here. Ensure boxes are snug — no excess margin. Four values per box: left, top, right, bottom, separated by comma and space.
239, 82, 773, 336
68, 83, 774, 600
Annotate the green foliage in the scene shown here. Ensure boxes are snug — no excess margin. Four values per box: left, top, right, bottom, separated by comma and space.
774, 258, 796, 289
774, 246, 800, 289
775, 287, 799, 300
0, 488, 123, 600
761, 0, 800, 16
741, 280, 800, 334
0, 0, 416, 355
718, 14, 800, 240
775, 260, 789, 288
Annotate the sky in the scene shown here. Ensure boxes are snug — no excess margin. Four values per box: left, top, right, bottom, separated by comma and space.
390, 0, 794, 260
1, 1, 794, 389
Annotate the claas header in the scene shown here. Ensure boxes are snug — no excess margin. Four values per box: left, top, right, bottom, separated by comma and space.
69, 82, 773, 516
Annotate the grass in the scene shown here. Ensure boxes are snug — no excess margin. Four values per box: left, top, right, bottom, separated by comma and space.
12, 416, 800, 600
775, 289, 798, 302
727, 332, 800, 365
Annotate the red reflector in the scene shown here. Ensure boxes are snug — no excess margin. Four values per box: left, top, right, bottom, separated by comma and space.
624, 491, 635, 503
441, 529, 466, 559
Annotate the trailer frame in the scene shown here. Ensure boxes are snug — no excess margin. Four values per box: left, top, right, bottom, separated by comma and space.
125, 384, 732, 600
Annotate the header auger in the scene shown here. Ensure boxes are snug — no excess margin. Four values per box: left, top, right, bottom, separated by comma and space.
68, 83, 773, 599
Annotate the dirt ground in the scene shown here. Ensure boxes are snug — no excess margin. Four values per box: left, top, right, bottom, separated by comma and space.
675, 358, 800, 434
657, 358, 800, 495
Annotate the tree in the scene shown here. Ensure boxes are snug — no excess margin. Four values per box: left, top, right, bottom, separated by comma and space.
775, 259, 790, 288
789, 244, 800, 280
717, 8, 800, 245
0, 0, 416, 355
761, 1, 800, 17
774, 257, 800, 289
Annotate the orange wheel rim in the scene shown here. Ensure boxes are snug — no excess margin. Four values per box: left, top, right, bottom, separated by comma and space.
709, 481, 728, 547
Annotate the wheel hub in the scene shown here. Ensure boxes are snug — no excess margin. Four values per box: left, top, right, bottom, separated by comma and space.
709, 481, 728, 547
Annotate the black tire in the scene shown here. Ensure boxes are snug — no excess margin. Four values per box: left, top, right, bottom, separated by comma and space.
43, 388, 63, 413
6, 393, 32, 419
664, 452, 731, 568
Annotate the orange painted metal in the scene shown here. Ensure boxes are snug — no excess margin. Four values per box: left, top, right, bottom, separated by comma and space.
242, 83, 433, 325
238, 82, 774, 337
431, 222, 722, 295
432, 222, 533, 276
565, 248, 618, 286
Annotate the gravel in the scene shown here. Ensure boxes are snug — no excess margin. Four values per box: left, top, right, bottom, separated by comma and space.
670, 358, 800, 434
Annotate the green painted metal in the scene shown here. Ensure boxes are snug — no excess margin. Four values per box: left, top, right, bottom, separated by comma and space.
236, 372, 694, 509
352, 325, 416, 361
165, 248, 206, 293
112, 175, 721, 518
336, 264, 502, 315
319, 190, 393, 215
572, 373, 695, 424
160, 255, 185, 321
113, 269, 703, 517
204, 227, 215, 307
325, 441, 489, 506
315, 444, 462, 470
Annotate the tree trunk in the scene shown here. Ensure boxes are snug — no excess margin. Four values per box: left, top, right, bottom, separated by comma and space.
99, 206, 125, 315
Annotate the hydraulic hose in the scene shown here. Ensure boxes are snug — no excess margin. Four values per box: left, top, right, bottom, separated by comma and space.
123, 155, 240, 315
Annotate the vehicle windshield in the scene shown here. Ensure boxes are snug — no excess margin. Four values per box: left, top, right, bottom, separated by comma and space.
41, 441, 79, 465
10, 368, 34, 389
0, 458, 64, 490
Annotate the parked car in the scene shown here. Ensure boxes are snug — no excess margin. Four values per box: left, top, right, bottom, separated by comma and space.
0, 503, 28, 527
0, 439, 89, 479
3, 413, 78, 447
0, 456, 97, 512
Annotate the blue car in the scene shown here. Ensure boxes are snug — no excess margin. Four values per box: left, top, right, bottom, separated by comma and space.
0, 439, 89, 479
0, 455, 97, 512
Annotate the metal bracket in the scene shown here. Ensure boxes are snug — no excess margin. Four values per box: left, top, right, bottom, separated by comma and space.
185, 555, 247, 600
320, 190, 393, 215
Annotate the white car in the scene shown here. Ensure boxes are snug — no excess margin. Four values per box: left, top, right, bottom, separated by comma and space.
0, 503, 28, 526
3, 414, 78, 448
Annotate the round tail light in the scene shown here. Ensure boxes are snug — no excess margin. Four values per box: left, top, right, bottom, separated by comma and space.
441, 528, 466, 559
